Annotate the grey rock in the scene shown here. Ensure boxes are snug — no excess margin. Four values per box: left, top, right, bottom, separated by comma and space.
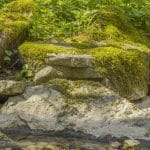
46, 53, 93, 68
135, 96, 150, 110
34, 66, 63, 84
0, 80, 26, 96
0, 80, 149, 140
123, 139, 140, 150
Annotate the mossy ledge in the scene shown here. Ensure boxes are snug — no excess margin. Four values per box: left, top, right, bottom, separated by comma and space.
19, 42, 149, 98
0, 0, 37, 66
89, 47, 149, 98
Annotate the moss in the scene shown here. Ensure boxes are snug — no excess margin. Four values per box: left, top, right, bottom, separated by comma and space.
48, 79, 74, 96
18, 42, 79, 70
2, 21, 29, 47
18, 41, 149, 98
4, 0, 37, 13
65, 35, 98, 49
47, 79, 104, 105
89, 47, 149, 97
89, 6, 149, 46
103, 25, 126, 41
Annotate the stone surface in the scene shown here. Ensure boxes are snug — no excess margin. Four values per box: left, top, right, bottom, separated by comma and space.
34, 66, 63, 84
127, 88, 148, 101
123, 139, 140, 150
46, 53, 93, 68
0, 80, 26, 96
135, 96, 150, 110
53, 66, 101, 79
0, 80, 149, 140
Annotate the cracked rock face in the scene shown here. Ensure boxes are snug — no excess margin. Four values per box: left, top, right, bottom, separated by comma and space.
0, 80, 149, 140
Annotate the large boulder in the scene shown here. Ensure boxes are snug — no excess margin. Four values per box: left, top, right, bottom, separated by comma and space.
0, 80, 26, 96
0, 79, 149, 140
19, 42, 149, 100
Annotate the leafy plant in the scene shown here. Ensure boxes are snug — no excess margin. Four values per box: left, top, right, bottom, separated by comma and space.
20, 64, 33, 78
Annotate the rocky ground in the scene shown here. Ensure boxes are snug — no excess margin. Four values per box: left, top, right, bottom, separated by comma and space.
0, 1, 150, 149
0, 54, 149, 149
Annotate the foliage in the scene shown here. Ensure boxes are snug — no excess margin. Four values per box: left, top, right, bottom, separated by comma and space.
0, 0, 13, 9
27, 0, 150, 45
3, 0, 37, 13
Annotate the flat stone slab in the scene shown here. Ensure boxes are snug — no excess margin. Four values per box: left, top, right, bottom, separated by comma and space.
46, 53, 93, 68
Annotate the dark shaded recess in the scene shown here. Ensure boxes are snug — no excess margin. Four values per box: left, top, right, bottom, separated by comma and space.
0, 28, 29, 69
0, 96, 8, 104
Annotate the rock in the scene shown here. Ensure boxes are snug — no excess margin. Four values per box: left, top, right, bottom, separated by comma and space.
108, 141, 122, 150
123, 139, 140, 150
0, 131, 11, 141
127, 88, 148, 101
0, 79, 149, 140
19, 43, 149, 101
53, 66, 101, 79
34, 66, 63, 84
46, 53, 93, 68
0, 80, 26, 96
135, 96, 150, 110
34, 53, 101, 84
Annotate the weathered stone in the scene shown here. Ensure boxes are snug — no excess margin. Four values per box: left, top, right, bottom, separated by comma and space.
34, 66, 63, 84
125, 88, 148, 101
46, 53, 93, 68
0, 80, 26, 96
0, 80, 149, 140
108, 141, 122, 150
34, 64, 101, 84
123, 139, 140, 150
135, 96, 150, 110
53, 66, 101, 79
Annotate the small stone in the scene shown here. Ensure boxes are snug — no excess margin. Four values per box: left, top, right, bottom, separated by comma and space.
0, 80, 26, 96
123, 139, 140, 150
34, 66, 63, 84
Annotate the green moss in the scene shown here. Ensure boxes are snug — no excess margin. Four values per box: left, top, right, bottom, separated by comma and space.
4, 0, 37, 13
89, 47, 149, 97
103, 25, 126, 41
19, 41, 149, 98
2, 21, 29, 46
48, 79, 104, 104
89, 6, 149, 46
18, 42, 79, 70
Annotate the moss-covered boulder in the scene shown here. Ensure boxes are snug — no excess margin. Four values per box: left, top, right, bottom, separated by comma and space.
0, 20, 29, 65
0, 0, 37, 66
19, 42, 149, 100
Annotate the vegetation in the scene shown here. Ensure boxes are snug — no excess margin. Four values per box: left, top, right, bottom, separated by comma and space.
0, 0, 150, 97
